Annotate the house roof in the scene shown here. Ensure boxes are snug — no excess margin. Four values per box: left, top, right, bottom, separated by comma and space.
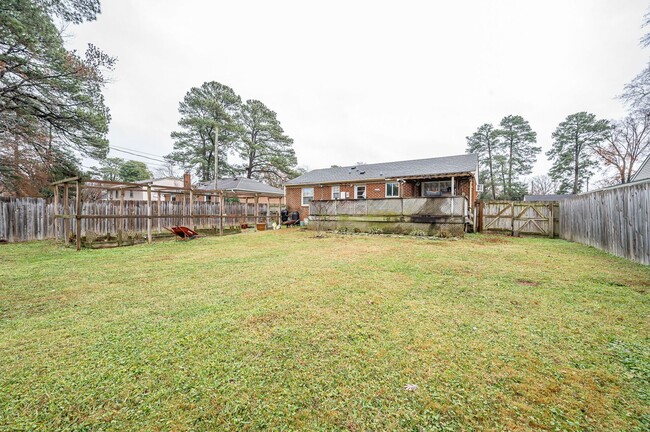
523, 194, 574, 202
133, 177, 182, 184
632, 154, 650, 182
285, 153, 479, 186
196, 177, 284, 196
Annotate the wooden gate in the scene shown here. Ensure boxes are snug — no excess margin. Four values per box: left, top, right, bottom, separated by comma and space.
480, 201, 559, 237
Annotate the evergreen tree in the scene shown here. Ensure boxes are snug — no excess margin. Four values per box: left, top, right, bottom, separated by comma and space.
118, 160, 152, 182
547, 112, 610, 194
166, 82, 242, 181
237, 100, 298, 187
495, 115, 540, 199
0, 0, 114, 195
466, 123, 500, 199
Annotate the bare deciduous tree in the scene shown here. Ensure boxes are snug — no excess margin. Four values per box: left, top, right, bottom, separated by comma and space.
592, 114, 650, 184
529, 175, 559, 195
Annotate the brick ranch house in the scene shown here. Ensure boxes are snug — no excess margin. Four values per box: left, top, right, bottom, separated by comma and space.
284, 153, 479, 233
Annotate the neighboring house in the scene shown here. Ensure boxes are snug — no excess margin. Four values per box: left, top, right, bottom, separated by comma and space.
631, 154, 650, 182
104, 177, 184, 201
284, 153, 479, 220
523, 194, 573, 202
195, 177, 284, 204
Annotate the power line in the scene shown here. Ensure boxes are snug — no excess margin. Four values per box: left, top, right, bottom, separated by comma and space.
110, 147, 168, 163
111, 145, 168, 159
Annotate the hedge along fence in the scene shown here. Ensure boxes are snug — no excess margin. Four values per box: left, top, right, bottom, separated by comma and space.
560, 180, 650, 265
0, 198, 271, 243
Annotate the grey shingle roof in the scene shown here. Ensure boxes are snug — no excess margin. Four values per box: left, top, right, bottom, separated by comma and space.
196, 177, 284, 196
286, 153, 478, 186
523, 194, 574, 202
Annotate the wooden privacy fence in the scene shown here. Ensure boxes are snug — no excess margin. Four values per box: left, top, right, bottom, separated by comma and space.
560, 180, 650, 265
479, 201, 559, 237
0, 198, 56, 242
0, 198, 275, 243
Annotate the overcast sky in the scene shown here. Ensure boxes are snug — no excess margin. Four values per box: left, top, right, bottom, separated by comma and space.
67, 0, 649, 180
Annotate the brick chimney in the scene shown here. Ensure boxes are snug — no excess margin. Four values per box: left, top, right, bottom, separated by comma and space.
183, 171, 191, 190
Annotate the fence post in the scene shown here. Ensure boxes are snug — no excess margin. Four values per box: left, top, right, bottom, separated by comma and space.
219, 191, 224, 236
157, 191, 161, 233
548, 203, 555, 238
147, 185, 152, 244
189, 189, 194, 229
75, 180, 81, 251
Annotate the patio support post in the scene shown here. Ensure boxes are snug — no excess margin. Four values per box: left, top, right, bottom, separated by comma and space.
53, 185, 59, 241
119, 189, 125, 235
63, 183, 70, 245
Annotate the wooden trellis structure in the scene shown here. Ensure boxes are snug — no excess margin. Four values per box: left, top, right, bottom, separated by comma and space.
50, 177, 284, 250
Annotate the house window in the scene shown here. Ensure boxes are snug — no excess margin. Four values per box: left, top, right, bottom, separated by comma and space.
422, 181, 452, 197
386, 182, 399, 198
302, 187, 314, 206
332, 185, 340, 200
129, 191, 134, 198
355, 185, 366, 199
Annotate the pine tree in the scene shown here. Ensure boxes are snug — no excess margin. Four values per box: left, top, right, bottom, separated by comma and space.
547, 112, 610, 194
466, 123, 501, 199
495, 115, 540, 199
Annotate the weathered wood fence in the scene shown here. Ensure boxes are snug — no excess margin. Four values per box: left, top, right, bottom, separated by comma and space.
560, 180, 650, 265
309, 197, 470, 236
0, 198, 275, 243
479, 201, 559, 237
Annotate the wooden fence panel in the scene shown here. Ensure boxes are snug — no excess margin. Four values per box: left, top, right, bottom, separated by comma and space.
0, 198, 274, 243
560, 181, 650, 265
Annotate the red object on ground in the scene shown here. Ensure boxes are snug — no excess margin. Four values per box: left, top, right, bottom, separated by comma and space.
164, 226, 199, 240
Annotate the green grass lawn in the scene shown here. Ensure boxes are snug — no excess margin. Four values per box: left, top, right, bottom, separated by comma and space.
1, 230, 648, 431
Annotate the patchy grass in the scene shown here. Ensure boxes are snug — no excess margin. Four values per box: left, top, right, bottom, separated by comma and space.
0, 230, 649, 431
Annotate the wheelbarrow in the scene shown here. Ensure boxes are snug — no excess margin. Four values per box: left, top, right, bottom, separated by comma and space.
164, 226, 199, 240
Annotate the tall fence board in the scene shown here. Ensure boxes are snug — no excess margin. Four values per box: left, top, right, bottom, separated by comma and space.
0, 198, 276, 243
560, 181, 650, 265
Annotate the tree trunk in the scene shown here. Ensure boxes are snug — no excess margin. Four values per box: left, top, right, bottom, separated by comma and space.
507, 138, 513, 197
573, 148, 580, 194
487, 141, 496, 199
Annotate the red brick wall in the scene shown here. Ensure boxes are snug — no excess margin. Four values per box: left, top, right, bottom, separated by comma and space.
402, 182, 415, 197
286, 175, 477, 218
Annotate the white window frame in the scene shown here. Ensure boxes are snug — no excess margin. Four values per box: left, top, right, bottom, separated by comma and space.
421, 180, 452, 197
385, 182, 399, 198
355, 185, 366, 200
301, 187, 314, 206
331, 185, 340, 200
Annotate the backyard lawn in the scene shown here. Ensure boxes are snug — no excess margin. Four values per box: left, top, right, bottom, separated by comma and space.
0, 230, 648, 431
